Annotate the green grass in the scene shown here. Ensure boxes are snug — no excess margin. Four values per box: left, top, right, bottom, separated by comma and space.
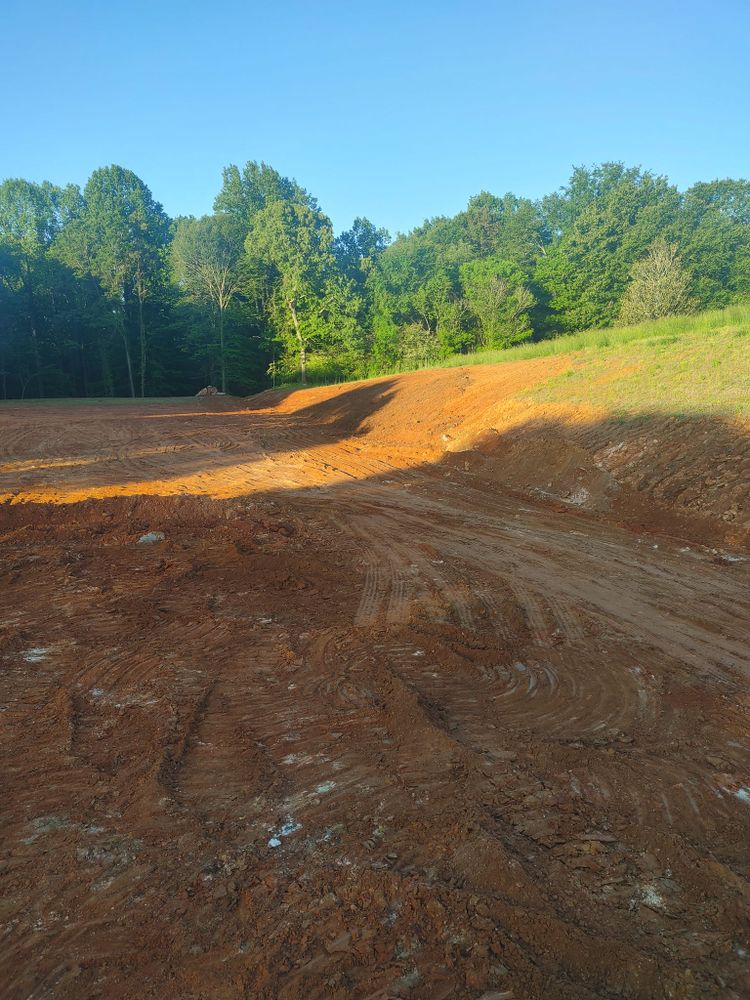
524, 324, 750, 419
276, 304, 750, 419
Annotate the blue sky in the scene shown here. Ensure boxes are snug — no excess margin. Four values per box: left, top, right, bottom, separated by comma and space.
3, 0, 749, 235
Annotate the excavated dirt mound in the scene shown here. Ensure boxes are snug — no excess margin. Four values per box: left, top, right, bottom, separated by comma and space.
1, 363, 749, 999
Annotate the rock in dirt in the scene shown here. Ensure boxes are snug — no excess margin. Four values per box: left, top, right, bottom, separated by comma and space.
137, 531, 165, 545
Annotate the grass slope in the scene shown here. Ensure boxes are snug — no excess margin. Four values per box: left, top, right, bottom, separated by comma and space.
432, 303, 750, 372
524, 315, 750, 420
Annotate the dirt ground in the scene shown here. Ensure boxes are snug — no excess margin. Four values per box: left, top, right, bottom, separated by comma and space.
1, 364, 749, 999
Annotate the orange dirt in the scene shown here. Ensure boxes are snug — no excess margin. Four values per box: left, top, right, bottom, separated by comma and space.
1, 362, 749, 999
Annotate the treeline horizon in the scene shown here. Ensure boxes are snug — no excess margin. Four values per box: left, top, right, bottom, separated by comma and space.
0, 160, 748, 399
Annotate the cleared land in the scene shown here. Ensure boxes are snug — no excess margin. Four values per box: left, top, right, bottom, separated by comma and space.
1, 343, 749, 998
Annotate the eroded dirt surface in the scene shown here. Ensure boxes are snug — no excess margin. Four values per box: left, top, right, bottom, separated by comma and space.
1, 371, 749, 999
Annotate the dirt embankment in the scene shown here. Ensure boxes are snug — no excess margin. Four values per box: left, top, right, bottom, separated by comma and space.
2, 358, 747, 549
254, 361, 749, 549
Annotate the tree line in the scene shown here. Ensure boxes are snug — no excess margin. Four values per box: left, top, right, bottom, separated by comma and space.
0, 160, 748, 398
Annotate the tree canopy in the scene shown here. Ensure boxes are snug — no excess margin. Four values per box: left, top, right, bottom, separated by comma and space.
1, 160, 748, 398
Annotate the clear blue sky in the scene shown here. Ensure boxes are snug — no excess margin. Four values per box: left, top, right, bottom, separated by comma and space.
3, 0, 749, 236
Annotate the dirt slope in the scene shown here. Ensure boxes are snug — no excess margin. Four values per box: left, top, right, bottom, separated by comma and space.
3, 359, 747, 546
1, 359, 749, 999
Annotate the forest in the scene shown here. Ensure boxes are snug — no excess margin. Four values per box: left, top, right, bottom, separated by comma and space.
0, 160, 749, 399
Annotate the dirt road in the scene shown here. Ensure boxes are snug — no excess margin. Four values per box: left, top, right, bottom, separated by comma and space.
1, 372, 749, 999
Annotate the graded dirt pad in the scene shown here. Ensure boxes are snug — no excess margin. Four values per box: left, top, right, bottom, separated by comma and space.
1, 366, 749, 999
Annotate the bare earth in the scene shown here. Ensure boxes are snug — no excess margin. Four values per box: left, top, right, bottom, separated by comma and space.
1, 364, 749, 999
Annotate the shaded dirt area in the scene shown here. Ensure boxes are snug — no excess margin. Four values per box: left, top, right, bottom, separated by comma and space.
1, 364, 749, 999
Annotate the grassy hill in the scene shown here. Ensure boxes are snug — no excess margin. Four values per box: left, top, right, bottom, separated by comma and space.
384, 304, 750, 419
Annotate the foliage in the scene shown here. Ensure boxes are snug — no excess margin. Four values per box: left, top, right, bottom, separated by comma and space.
64, 166, 170, 397
171, 214, 244, 391
619, 240, 695, 325
334, 217, 390, 283
460, 257, 535, 347
0, 159, 748, 398
248, 201, 336, 384
674, 179, 750, 307
214, 161, 317, 228
536, 169, 681, 333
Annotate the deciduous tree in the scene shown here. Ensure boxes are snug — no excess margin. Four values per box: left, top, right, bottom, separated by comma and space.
460, 258, 535, 348
171, 214, 244, 391
536, 170, 680, 332
248, 202, 336, 384
76, 166, 169, 396
619, 240, 694, 324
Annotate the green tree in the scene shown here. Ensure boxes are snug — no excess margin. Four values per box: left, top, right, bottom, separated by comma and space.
214, 161, 317, 232
171, 214, 244, 392
0, 179, 74, 395
397, 322, 442, 369
74, 166, 169, 396
460, 257, 535, 347
314, 273, 368, 379
536, 169, 680, 332
368, 220, 474, 364
541, 163, 643, 240
675, 180, 750, 307
327, 218, 389, 369
460, 191, 546, 266
619, 240, 695, 324
0, 242, 23, 398
334, 217, 390, 284
248, 201, 336, 384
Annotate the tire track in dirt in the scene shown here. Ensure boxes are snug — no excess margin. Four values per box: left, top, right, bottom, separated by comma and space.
378, 622, 748, 850
333, 489, 750, 851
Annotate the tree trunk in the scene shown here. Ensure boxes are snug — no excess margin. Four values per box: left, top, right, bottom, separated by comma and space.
120, 313, 135, 398
79, 343, 90, 397
218, 306, 226, 393
137, 291, 146, 397
288, 298, 306, 385
123, 334, 135, 398
30, 322, 44, 398
100, 340, 114, 397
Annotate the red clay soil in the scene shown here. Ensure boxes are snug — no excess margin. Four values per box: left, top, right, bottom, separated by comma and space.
1, 363, 749, 999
